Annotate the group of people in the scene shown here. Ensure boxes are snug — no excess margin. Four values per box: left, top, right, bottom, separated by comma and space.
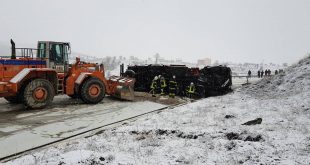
149, 75, 196, 98
247, 69, 283, 78
257, 69, 272, 78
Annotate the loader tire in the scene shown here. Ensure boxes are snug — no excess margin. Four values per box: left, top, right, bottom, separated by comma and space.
4, 95, 22, 104
80, 77, 105, 104
23, 79, 55, 109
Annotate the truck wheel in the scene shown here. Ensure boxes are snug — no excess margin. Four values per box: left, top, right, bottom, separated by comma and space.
23, 79, 55, 109
80, 77, 105, 104
4, 95, 22, 104
124, 69, 135, 78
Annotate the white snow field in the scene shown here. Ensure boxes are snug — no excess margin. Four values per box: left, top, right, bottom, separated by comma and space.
3, 56, 310, 165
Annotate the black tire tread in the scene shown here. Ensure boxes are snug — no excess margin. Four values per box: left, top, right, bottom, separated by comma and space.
23, 79, 55, 109
79, 77, 105, 104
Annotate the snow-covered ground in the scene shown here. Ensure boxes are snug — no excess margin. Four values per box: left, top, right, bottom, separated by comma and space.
3, 56, 310, 165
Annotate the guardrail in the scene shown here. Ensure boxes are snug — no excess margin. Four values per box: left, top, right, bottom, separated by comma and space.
232, 75, 260, 84
232, 75, 273, 85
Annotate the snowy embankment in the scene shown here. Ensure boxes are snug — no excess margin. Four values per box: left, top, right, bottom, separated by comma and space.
4, 56, 310, 165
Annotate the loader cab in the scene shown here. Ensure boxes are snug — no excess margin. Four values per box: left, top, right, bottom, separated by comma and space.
37, 41, 70, 73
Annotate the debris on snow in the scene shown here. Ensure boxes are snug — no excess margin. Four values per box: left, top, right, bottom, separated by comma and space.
241, 117, 262, 125
225, 132, 263, 142
224, 114, 235, 119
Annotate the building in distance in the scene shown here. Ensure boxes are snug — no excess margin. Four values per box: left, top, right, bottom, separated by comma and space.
197, 58, 212, 67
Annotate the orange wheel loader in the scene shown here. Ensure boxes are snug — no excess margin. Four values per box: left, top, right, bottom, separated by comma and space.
0, 40, 135, 109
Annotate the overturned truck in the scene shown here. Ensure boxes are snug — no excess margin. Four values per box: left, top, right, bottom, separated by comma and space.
122, 64, 232, 98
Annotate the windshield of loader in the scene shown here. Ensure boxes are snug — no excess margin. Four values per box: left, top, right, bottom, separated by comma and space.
50, 44, 64, 64
49, 43, 69, 65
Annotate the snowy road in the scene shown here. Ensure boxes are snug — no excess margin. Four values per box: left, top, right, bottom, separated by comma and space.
0, 96, 167, 159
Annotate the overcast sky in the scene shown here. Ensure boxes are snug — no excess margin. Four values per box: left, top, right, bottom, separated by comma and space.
0, 0, 309, 64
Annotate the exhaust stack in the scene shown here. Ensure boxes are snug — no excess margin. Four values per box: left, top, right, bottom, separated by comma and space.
10, 39, 16, 59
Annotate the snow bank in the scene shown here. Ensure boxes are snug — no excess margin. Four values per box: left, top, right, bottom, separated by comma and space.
243, 55, 310, 98
3, 56, 310, 165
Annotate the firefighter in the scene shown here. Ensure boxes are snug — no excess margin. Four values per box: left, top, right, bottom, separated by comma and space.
157, 75, 162, 85
160, 76, 167, 95
186, 82, 196, 98
150, 76, 158, 97
169, 75, 177, 98
157, 75, 162, 93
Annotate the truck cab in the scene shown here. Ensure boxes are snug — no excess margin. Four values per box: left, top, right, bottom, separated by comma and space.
36, 41, 70, 73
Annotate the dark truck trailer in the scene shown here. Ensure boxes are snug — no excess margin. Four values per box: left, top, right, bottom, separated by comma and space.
198, 66, 232, 97
124, 64, 231, 98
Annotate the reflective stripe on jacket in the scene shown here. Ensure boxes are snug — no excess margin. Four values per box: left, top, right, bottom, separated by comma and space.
188, 86, 195, 94
160, 79, 167, 88
151, 81, 157, 89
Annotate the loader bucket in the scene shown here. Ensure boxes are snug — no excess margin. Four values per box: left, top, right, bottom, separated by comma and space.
108, 76, 135, 101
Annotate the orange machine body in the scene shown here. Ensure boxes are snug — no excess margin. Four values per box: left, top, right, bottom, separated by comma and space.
65, 57, 108, 95
0, 57, 123, 97
0, 58, 48, 97
0, 40, 135, 109
65, 58, 134, 99
0, 58, 46, 81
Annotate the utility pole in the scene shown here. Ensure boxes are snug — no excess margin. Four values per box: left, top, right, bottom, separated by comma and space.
154, 53, 159, 64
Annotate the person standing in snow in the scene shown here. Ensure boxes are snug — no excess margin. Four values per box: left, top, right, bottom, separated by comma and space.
248, 70, 252, 78
150, 76, 158, 97
265, 69, 268, 77
279, 69, 284, 73
260, 70, 264, 77
257, 70, 260, 78
268, 69, 271, 76
160, 76, 167, 95
275, 70, 278, 75
186, 82, 196, 98
169, 75, 177, 98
